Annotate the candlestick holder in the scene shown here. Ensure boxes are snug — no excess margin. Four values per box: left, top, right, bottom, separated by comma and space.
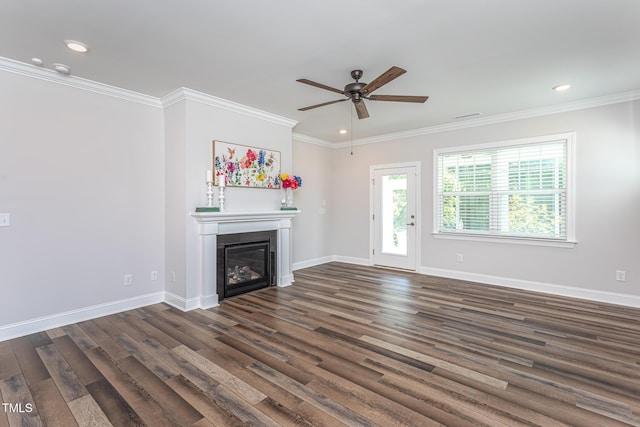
206, 181, 214, 207
218, 186, 225, 212
195, 180, 220, 213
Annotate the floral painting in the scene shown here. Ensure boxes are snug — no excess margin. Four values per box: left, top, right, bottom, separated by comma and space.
212, 140, 281, 188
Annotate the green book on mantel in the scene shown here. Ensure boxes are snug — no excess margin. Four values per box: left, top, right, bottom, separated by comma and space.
195, 207, 220, 212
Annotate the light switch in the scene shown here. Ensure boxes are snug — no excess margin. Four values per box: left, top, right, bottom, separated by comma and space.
0, 213, 10, 227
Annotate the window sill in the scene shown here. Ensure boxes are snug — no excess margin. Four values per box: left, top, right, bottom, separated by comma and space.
432, 232, 577, 248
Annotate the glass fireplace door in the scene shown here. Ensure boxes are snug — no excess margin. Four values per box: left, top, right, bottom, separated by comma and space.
223, 240, 270, 298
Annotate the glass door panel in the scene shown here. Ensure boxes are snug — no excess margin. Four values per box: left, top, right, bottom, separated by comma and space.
381, 174, 408, 255
372, 165, 418, 271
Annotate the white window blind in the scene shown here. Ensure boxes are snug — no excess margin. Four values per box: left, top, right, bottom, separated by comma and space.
435, 133, 574, 242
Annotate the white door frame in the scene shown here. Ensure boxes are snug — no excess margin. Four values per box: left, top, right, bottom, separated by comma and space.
369, 161, 421, 271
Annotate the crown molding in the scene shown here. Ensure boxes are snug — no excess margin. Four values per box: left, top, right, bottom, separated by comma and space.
4, 54, 636, 142
1, 56, 297, 127
0, 56, 162, 108
162, 87, 298, 129
292, 132, 334, 147
304, 89, 640, 149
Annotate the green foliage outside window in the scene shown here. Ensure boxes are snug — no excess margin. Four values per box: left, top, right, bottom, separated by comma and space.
440, 155, 565, 237
388, 174, 407, 247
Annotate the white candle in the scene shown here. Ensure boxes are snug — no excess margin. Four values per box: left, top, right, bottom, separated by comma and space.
206, 170, 213, 182
219, 174, 226, 187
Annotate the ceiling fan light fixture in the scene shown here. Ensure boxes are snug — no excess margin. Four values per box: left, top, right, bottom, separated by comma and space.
65, 40, 89, 53
553, 83, 570, 92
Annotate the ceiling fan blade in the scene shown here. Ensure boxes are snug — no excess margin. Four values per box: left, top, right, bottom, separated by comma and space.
368, 95, 429, 103
361, 66, 406, 94
354, 101, 369, 119
298, 98, 347, 111
296, 79, 345, 95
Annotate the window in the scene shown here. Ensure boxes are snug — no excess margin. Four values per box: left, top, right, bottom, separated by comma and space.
434, 133, 575, 245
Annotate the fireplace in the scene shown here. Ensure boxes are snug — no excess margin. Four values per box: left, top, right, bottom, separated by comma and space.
189, 210, 299, 311
216, 230, 277, 300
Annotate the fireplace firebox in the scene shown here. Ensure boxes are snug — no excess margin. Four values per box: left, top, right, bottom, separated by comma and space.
216, 230, 277, 300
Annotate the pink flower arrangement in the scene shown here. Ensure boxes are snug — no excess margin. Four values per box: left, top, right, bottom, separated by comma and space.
279, 173, 302, 189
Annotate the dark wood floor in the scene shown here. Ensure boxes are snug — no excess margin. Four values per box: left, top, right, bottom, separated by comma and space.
1, 262, 639, 426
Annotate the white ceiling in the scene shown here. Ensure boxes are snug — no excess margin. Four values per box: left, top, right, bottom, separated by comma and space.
2, 0, 639, 142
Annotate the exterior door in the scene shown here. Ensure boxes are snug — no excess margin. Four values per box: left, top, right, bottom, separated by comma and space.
371, 164, 419, 270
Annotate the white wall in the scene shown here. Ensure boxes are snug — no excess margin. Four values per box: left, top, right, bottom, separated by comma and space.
291, 141, 333, 267
0, 70, 298, 338
163, 101, 187, 301
0, 70, 165, 330
325, 100, 640, 302
163, 90, 297, 307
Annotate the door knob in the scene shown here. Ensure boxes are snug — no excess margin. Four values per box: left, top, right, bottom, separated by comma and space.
407, 222, 415, 226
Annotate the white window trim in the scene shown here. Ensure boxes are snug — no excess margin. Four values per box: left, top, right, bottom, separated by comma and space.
432, 132, 577, 247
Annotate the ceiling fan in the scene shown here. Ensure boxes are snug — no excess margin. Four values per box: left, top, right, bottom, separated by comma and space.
296, 66, 428, 119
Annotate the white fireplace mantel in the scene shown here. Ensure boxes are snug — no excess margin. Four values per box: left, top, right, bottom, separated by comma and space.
190, 210, 300, 309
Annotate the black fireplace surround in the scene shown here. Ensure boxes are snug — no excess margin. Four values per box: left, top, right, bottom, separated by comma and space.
216, 230, 277, 300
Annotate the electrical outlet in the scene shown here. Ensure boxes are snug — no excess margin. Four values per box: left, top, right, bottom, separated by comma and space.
124, 274, 133, 286
615, 270, 626, 282
150, 270, 158, 281
457, 253, 464, 262
0, 213, 10, 227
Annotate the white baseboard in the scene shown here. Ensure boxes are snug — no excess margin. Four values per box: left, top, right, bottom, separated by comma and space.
293, 255, 370, 270
199, 293, 219, 310
333, 255, 370, 266
0, 292, 165, 342
279, 273, 295, 286
5, 260, 636, 342
293, 256, 335, 271
293, 255, 640, 309
419, 266, 640, 308
163, 291, 203, 311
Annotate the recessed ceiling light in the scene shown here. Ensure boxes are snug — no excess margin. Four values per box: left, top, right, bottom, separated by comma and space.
65, 40, 89, 53
553, 83, 571, 92
339, 129, 347, 134
52, 63, 71, 74
31, 57, 44, 66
